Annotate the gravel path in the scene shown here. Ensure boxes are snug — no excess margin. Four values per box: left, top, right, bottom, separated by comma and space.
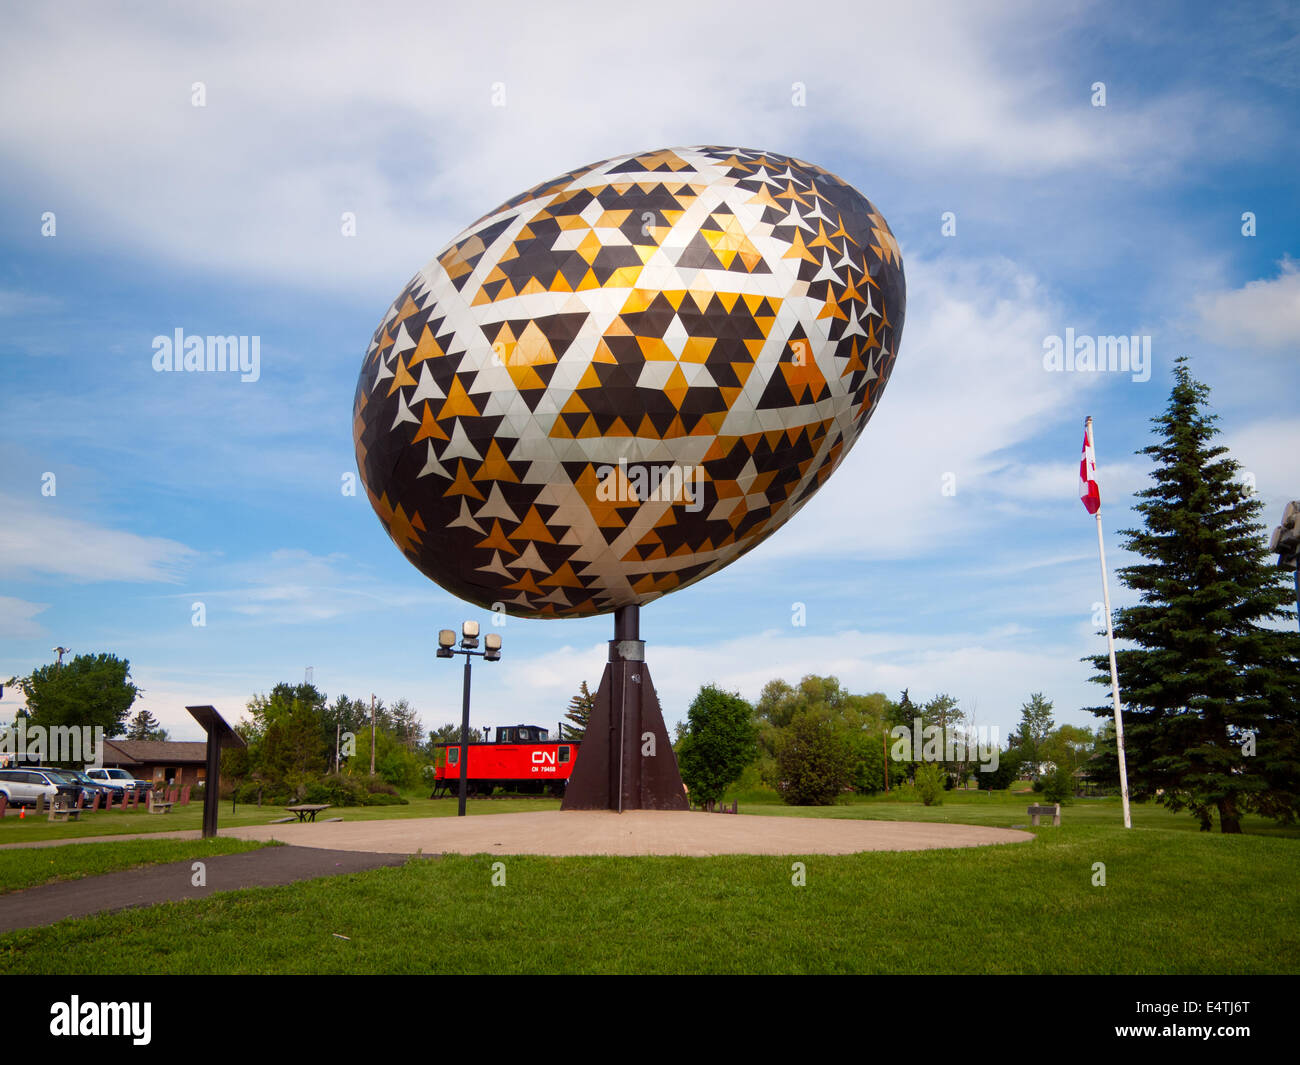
223, 810, 1034, 856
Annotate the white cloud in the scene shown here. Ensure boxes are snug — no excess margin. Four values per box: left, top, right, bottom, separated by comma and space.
175, 548, 445, 625
1222, 417, 1300, 520
124, 679, 261, 741
1194, 258, 1300, 352
746, 253, 1102, 561
0, 494, 196, 583
983, 457, 1148, 507
0, 596, 48, 639
0, 290, 58, 317
0, 1, 1263, 291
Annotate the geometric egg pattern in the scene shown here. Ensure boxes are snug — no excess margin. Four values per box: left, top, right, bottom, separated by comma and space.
354, 146, 905, 618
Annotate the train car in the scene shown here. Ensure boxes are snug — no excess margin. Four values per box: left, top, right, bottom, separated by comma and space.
431, 724, 579, 797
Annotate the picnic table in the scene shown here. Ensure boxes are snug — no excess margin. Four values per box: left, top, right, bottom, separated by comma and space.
284, 804, 331, 822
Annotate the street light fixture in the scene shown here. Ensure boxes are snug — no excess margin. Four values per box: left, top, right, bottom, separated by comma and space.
1270, 500, 1300, 632
436, 620, 502, 816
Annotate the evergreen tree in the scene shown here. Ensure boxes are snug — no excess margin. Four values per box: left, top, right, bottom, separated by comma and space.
563, 681, 594, 740
1087, 358, 1300, 832
126, 708, 168, 741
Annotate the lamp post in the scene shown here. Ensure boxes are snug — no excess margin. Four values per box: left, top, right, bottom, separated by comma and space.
1270, 500, 1300, 632
437, 621, 502, 816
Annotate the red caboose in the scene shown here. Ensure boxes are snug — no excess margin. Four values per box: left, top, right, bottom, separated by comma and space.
432, 724, 579, 797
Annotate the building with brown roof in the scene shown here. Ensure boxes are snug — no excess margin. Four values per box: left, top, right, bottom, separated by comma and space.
99, 739, 209, 788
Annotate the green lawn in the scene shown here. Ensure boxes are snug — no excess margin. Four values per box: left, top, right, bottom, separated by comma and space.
733, 789, 1300, 837
0, 793, 559, 844
1, 792, 1296, 974
0, 837, 275, 894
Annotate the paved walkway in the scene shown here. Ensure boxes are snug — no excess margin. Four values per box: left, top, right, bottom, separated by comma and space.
223, 810, 1034, 856
0, 847, 410, 934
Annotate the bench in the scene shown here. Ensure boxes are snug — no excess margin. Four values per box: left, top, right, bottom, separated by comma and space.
320, 817, 343, 823
147, 798, 175, 814
1027, 802, 1061, 827
268, 816, 296, 824
48, 800, 80, 823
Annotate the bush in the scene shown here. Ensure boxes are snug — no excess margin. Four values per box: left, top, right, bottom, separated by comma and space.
363, 791, 407, 806
916, 763, 945, 806
235, 781, 266, 804
1042, 766, 1074, 804
302, 773, 371, 807
775, 713, 855, 806
975, 747, 1022, 791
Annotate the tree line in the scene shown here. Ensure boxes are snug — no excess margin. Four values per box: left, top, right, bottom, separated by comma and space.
667, 679, 1108, 809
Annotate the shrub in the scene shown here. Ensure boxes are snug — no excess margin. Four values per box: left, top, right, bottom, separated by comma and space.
302, 773, 371, 807
915, 763, 945, 806
235, 781, 265, 804
975, 747, 1022, 791
775, 712, 855, 806
1042, 766, 1074, 804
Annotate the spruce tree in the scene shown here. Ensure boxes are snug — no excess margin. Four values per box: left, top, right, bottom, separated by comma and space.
1087, 357, 1300, 832
127, 708, 162, 741
562, 681, 594, 740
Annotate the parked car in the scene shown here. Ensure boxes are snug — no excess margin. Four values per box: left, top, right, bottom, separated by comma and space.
40, 767, 110, 806
0, 768, 82, 808
85, 767, 153, 797
55, 768, 115, 802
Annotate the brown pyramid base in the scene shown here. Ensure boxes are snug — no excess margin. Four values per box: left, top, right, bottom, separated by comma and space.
561, 606, 688, 812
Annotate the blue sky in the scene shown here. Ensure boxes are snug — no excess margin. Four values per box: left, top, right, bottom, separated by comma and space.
2, 0, 1296, 744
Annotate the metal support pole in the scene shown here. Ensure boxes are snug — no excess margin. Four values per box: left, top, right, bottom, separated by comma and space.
458, 655, 472, 817
613, 604, 639, 814
203, 730, 221, 839
1096, 510, 1132, 829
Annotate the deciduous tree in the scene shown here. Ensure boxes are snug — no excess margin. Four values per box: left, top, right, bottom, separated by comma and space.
677, 684, 758, 807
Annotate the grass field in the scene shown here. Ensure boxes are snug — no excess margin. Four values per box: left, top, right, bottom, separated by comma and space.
0, 793, 559, 844
0, 837, 275, 894
0, 791, 1295, 974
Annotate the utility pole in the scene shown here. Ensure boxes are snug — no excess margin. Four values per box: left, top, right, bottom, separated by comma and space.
53, 647, 70, 672
370, 694, 376, 776
882, 729, 889, 792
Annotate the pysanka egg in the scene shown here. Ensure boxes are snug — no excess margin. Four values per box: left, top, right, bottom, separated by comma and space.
353, 146, 905, 619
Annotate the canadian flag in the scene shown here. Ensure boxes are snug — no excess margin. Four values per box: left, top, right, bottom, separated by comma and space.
1080, 418, 1101, 515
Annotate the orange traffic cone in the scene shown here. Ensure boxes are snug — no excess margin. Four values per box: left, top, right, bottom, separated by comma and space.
19, 806, 25, 819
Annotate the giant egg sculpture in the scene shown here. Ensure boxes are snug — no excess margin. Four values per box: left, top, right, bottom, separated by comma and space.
354, 146, 905, 618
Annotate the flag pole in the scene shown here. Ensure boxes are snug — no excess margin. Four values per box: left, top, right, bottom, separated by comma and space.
1088, 416, 1132, 829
